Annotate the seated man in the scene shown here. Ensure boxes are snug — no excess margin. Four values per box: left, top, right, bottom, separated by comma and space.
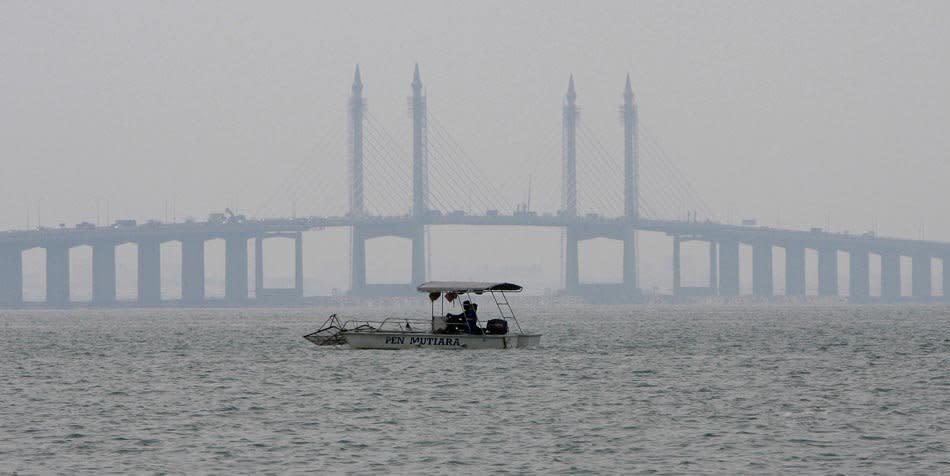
462, 300, 483, 335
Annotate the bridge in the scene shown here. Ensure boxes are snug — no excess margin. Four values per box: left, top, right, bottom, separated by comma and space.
1, 66, 948, 307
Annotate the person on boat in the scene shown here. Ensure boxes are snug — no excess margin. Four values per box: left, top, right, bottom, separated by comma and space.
462, 300, 483, 335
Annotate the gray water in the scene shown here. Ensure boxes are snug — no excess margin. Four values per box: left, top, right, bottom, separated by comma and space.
2, 304, 949, 474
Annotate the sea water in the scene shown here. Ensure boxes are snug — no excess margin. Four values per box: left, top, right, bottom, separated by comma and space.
2, 304, 948, 474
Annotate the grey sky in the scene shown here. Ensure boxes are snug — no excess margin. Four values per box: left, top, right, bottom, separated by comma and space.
2, 1, 949, 295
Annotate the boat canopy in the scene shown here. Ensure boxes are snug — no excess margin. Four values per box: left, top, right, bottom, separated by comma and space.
416, 281, 523, 294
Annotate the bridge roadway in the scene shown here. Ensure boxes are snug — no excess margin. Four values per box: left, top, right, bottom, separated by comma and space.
2, 215, 949, 254
0, 214, 948, 306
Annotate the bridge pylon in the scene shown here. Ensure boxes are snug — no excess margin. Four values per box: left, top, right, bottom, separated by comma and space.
560, 76, 642, 302
349, 65, 365, 217
410, 64, 427, 287
348, 65, 426, 297
0, 246, 22, 306
562, 77, 579, 295
349, 65, 368, 294
622, 74, 640, 295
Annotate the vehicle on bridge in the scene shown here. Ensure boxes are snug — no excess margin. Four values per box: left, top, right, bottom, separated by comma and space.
113, 219, 137, 228
303, 281, 541, 349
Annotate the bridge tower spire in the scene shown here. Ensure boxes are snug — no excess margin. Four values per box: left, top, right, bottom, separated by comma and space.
349, 65, 367, 294
349, 65, 365, 216
411, 64, 427, 218
623, 74, 638, 222
410, 64, 427, 286
622, 74, 640, 294
563, 75, 579, 293
562, 75, 578, 218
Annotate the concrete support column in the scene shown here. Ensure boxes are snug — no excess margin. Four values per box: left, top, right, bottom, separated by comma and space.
944, 256, 950, 300
225, 236, 248, 301
912, 253, 932, 300
708, 241, 718, 293
622, 226, 638, 294
817, 247, 838, 296
46, 244, 70, 306
92, 242, 116, 305
181, 239, 205, 303
565, 226, 579, 292
294, 232, 304, 296
254, 236, 264, 298
672, 236, 681, 300
0, 246, 23, 306
718, 239, 739, 296
752, 242, 773, 297
411, 225, 426, 286
849, 248, 870, 302
785, 244, 806, 296
137, 240, 161, 305
881, 251, 901, 302
350, 226, 366, 295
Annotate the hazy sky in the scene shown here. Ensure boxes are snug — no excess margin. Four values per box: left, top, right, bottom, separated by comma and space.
3, 1, 950, 295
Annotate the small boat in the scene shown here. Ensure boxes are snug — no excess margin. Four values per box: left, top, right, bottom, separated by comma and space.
304, 281, 541, 349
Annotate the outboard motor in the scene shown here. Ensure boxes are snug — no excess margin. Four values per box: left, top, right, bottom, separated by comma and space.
485, 319, 508, 335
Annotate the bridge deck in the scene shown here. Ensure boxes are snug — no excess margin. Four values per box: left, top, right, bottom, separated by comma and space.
1, 216, 946, 255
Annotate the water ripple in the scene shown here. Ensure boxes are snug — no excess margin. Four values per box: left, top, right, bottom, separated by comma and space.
1, 305, 949, 473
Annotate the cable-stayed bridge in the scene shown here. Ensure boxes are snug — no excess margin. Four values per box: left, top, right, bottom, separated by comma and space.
1, 66, 947, 307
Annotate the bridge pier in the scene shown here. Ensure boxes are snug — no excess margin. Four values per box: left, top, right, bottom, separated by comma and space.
411, 225, 426, 287
295, 232, 304, 295
350, 226, 367, 295
92, 242, 116, 305
718, 239, 739, 296
881, 251, 901, 302
561, 225, 640, 302
255, 232, 305, 299
349, 224, 420, 297
784, 244, 805, 296
752, 241, 772, 297
672, 236, 681, 300
225, 236, 248, 301
708, 241, 718, 294
255, 236, 264, 297
817, 247, 838, 296
46, 244, 70, 306
0, 246, 23, 306
912, 253, 932, 300
181, 239, 205, 303
944, 256, 950, 300
622, 226, 638, 293
849, 248, 870, 302
137, 240, 161, 305
565, 226, 579, 293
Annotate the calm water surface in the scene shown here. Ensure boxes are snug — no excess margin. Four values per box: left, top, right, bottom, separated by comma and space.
2, 304, 949, 474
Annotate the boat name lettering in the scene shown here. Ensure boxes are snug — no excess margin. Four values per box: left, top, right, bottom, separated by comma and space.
384, 336, 462, 346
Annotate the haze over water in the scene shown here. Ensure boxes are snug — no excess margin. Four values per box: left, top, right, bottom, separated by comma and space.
3, 304, 948, 473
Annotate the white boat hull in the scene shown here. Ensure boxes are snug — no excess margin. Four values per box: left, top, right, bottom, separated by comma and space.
342, 332, 541, 350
